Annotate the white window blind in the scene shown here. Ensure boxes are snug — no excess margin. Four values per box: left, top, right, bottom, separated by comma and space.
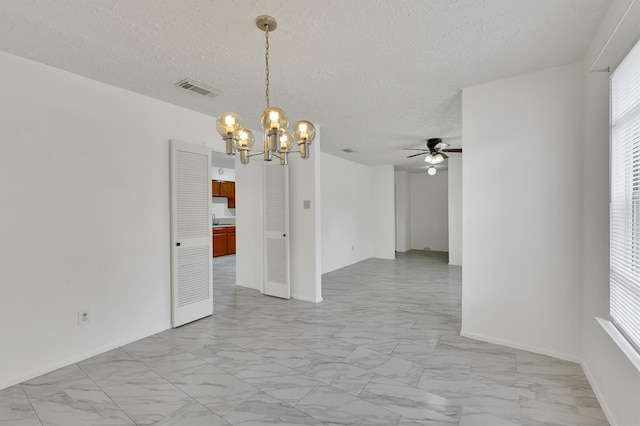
610, 38, 640, 352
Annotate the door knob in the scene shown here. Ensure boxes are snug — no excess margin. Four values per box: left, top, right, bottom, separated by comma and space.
176, 242, 181, 247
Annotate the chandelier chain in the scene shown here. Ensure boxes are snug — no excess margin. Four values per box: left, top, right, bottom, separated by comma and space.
265, 26, 270, 108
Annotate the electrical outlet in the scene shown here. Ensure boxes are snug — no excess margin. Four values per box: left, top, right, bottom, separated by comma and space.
78, 310, 91, 326
303, 200, 311, 209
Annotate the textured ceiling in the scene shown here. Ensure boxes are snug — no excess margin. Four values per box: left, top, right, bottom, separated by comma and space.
0, 0, 610, 172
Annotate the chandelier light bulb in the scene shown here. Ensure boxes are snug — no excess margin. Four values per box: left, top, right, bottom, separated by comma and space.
235, 128, 254, 149
270, 111, 279, 129
261, 107, 289, 131
299, 122, 308, 139
427, 166, 437, 176
216, 113, 243, 136
293, 120, 316, 143
279, 132, 293, 152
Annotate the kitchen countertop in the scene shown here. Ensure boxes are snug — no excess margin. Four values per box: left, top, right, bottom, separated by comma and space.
213, 224, 235, 229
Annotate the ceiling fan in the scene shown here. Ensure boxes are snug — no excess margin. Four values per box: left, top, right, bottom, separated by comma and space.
404, 138, 462, 164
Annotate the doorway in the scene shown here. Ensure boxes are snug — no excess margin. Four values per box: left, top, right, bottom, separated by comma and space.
211, 150, 237, 294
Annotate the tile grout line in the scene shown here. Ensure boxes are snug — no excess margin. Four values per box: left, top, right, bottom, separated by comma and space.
75, 361, 138, 426
18, 384, 44, 426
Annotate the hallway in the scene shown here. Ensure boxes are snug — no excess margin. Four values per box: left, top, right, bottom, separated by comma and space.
1, 251, 606, 425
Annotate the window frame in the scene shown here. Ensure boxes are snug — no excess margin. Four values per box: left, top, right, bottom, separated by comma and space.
610, 37, 640, 355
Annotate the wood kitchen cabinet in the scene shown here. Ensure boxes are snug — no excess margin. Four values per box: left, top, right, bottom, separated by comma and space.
227, 227, 236, 254
211, 181, 221, 197
213, 228, 228, 257
212, 181, 235, 208
212, 226, 236, 257
220, 181, 235, 197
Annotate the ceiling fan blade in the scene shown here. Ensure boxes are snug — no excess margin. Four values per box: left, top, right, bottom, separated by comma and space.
402, 148, 429, 151
442, 148, 463, 153
406, 152, 427, 158
441, 153, 449, 159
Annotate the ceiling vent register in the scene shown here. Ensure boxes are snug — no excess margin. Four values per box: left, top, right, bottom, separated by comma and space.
175, 78, 221, 98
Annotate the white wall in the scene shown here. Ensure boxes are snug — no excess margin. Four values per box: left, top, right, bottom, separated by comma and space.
321, 154, 396, 274
235, 132, 322, 303
321, 153, 373, 273
409, 171, 449, 252
371, 165, 396, 260
461, 62, 583, 361
289, 134, 323, 302
448, 157, 462, 265
212, 166, 235, 182
580, 1, 640, 424
0, 51, 225, 389
211, 198, 235, 220
394, 171, 411, 252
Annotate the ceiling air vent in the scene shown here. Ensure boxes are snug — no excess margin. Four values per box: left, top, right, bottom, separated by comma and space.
175, 78, 221, 98
341, 148, 357, 153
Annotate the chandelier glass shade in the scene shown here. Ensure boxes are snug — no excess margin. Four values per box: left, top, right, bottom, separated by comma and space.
216, 15, 315, 166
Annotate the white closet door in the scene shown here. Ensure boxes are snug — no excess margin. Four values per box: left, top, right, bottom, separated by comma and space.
263, 162, 290, 299
170, 140, 213, 327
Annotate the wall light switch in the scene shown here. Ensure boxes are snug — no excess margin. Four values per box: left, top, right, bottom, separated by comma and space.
303, 200, 311, 209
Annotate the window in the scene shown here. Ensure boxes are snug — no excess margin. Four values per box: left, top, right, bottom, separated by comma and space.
610, 38, 640, 353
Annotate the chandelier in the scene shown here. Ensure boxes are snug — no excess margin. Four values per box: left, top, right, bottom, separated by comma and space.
216, 15, 316, 166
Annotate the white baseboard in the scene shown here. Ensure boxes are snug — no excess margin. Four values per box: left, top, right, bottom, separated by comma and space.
235, 281, 261, 291
0, 324, 168, 391
580, 360, 615, 426
460, 330, 581, 363
235, 281, 321, 303
373, 254, 396, 260
292, 293, 323, 303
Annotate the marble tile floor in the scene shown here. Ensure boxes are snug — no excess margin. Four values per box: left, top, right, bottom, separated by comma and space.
1, 251, 608, 425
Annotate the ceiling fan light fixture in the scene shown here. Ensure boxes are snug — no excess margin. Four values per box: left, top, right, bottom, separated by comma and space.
427, 166, 437, 176
424, 153, 444, 164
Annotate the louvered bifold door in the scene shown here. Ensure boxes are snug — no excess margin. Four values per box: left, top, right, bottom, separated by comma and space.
170, 140, 213, 327
263, 162, 290, 299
